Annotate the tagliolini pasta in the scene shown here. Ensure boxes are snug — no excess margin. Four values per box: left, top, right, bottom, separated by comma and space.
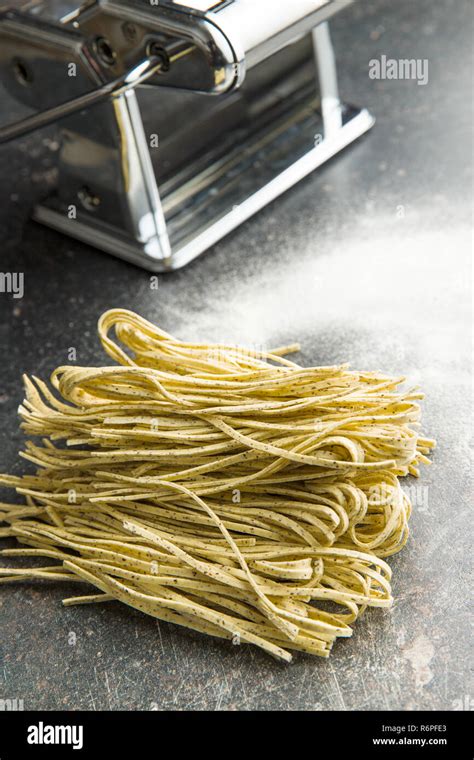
0, 309, 435, 661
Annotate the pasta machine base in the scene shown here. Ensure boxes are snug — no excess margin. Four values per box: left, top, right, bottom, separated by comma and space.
33, 98, 373, 272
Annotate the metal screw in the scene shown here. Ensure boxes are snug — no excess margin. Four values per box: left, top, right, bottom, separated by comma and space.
94, 37, 116, 67
122, 22, 137, 42
147, 42, 170, 72
12, 58, 33, 86
77, 186, 101, 211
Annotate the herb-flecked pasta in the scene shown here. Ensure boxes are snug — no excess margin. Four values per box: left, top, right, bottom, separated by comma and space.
0, 309, 435, 661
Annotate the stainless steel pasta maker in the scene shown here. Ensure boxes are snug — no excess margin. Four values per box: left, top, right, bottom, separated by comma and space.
0, 0, 374, 271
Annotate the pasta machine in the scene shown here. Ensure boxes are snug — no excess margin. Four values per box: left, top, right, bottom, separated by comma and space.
0, 0, 374, 271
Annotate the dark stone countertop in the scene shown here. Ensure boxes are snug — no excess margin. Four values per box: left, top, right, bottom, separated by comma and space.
0, 0, 472, 710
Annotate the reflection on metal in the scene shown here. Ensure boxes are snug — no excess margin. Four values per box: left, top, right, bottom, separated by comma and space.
0, 55, 167, 143
312, 22, 342, 137
0, 0, 374, 270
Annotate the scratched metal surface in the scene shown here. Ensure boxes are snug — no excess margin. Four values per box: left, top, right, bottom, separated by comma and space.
0, 0, 472, 711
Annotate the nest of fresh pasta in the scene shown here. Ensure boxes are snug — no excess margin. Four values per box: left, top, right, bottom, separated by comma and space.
0, 309, 435, 661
